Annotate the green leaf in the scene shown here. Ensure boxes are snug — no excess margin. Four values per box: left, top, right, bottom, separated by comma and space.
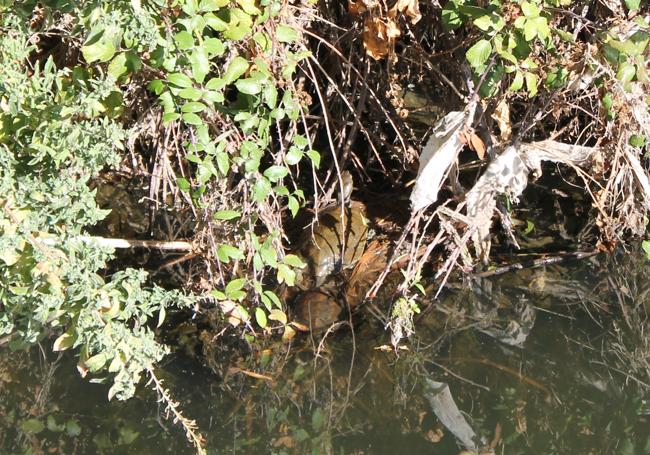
263, 290, 284, 310
226, 278, 246, 295
524, 18, 538, 41
617, 61, 636, 85
642, 240, 650, 259
260, 245, 278, 267
53, 332, 75, 351
223, 56, 249, 84
203, 90, 225, 103
312, 408, 325, 431
293, 135, 309, 149
211, 289, 226, 300
85, 353, 108, 372
285, 147, 303, 165
533, 17, 550, 40
221, 8, 253, 40
263, 165, 288, 182
47, 415, 64, 432
602, 91, 614, 119
190, 48, 210, 83
276, 25, 299, 43
521, 1, 540, 17
21, 419, 45, 434
441, 1, 462, 30
174, 31, 194, 50
182, 112, 203, 125
204, 37, 225, 56
206, 77, 226, 90
200, 0, 230, 11
216, 151, 230, 175
466, 39, 492, 68
253, 177, 272, 202
65, 420, 82, 437
178, 87, 203, 101
162, 112, 181, 124
255, 307, 267, 328
284, 254, 305, 268
523, 220, 535, 235
274, 186, 290, 196
553, 28, 573, 42
176, 177, 191, 191
458, 4, 489, 18
473, 14, 504, 33
306, 149, 321, 167
237, 0, 261, 15
148, 79, 165, 95
629, 135, 646, 147
214, 210, 241, 220
108, 53, 128, 79
82, 34, 116, 63
167, 73, 194, 88
525, 72, 539, 97
205, 12, 228, 31
181, 101, 206, 113
625, 0, 640, 10
235, 78, 263, 95
277, 264, 296, 286
288, 196, 299, 217
473, 15, 493, 31
509, 71, 524, 91
263, 84, 278, 108
217, 244, 245, 262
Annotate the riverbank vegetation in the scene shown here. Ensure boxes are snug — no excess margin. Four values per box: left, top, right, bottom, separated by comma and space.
0, 0, 648, 453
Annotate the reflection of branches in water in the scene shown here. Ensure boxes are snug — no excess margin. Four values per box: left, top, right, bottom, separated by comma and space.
196, 249, 650, 453
600, 254, 650, 388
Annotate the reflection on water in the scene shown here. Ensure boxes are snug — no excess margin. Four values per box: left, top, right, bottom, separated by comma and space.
1, 252, 649, 454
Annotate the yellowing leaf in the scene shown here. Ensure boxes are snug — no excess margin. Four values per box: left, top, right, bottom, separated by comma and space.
268, 309, 287, 325
282, 325, 297, 341
53, 332, 75, 351
0, 248, 20, 266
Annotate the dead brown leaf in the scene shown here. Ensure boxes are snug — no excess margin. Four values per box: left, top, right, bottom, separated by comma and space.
491, 98, 512, 142
363, 16, 400, 60
272, 436, 295, 448
348, 0, 366, 16
389, 0, 422, 24
459, 129, 486, 159
424, 428, 444, 443
289, 321, 310, 332
469, 131, 486, 160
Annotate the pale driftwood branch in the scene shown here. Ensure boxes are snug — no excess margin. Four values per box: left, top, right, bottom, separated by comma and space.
38, 235, 193, 251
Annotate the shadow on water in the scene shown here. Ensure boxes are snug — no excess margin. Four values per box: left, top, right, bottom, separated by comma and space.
1, 251, 649, 454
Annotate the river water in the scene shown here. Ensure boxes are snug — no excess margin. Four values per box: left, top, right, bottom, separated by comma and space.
1, 251, 649, 454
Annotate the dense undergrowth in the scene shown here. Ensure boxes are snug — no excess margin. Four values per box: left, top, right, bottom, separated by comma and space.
0, 0, 649, 452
